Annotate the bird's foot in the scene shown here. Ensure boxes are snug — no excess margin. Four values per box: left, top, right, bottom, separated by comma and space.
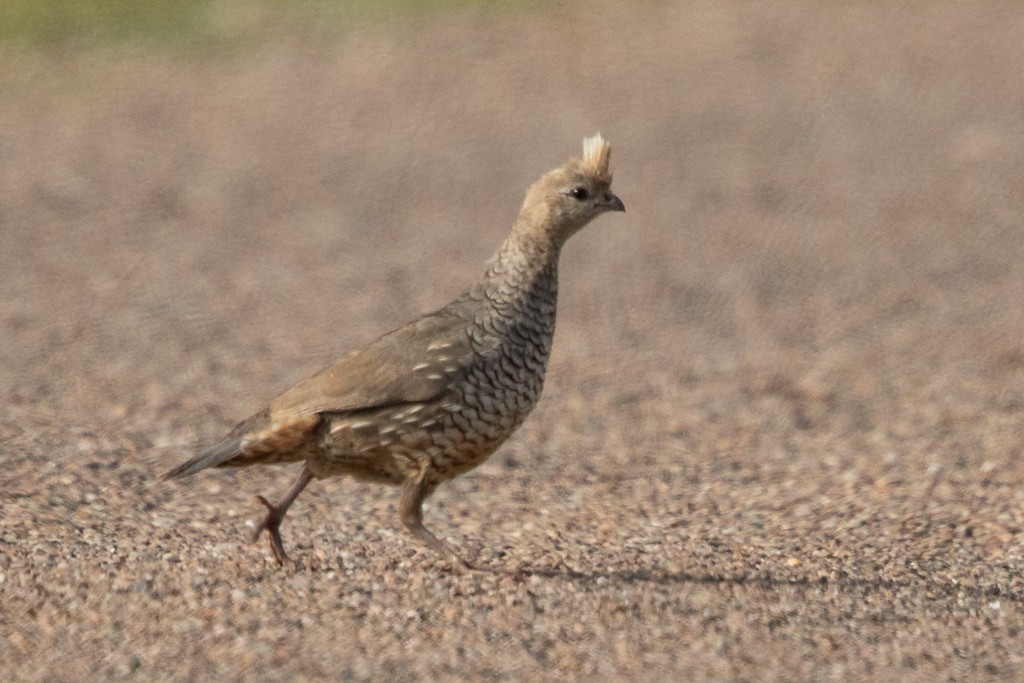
447, 555, 486, 576
251, 495, 290, 565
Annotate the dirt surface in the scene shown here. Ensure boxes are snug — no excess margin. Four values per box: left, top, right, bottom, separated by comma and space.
3, 2, 1024, 680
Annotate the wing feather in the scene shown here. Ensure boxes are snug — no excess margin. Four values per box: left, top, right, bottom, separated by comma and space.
270, 309, 479, 419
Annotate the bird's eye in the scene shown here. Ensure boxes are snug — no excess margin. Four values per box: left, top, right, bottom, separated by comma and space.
569, 186, 589, 200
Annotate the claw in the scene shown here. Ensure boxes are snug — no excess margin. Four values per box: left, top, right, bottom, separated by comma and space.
447, 556, 479, 576
245, 470, 314, 566
251, 495, 289, 565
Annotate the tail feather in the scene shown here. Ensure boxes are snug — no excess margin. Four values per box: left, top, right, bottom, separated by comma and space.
161, 434, 243, 480
161, 408, 271, 480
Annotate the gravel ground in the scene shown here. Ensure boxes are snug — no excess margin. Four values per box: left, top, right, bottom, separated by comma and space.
3, 2, 1024, 680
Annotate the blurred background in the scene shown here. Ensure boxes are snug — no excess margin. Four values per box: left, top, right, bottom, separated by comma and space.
4, 0, 1022, 453
3, 1, 1024, 680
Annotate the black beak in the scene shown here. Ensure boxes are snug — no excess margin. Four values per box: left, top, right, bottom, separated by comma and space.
602, 193, 625, 212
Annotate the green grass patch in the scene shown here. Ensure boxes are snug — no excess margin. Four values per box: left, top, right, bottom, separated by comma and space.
1, 0, 208, 47
0, 0, 525, 50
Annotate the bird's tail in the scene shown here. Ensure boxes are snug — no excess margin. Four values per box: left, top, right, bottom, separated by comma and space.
161, 409, 272, 480
161, 433, 244, 480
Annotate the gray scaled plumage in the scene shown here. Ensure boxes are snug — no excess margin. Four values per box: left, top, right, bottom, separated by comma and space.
163, 134, 625, 570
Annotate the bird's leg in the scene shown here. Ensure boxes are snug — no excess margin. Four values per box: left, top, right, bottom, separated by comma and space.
399, 478, 475, 573
252, 467, 314, 565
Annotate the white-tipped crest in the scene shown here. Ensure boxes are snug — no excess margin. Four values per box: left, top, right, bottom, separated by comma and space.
580, 133, 612, 183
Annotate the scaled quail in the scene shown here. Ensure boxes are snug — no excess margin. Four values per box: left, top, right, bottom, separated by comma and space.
163, 135, 625, 570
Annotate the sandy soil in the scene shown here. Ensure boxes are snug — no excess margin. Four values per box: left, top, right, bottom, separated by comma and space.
3, 2, 1024, 680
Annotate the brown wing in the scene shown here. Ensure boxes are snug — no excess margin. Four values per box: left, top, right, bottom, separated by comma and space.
269, 309, 480, 420
163, 305, 490, 478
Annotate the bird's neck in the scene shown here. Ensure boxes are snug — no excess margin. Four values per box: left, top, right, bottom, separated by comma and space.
480, 223, 561, 308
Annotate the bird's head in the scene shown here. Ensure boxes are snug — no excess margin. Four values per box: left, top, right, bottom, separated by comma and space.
516, 134, 625, 246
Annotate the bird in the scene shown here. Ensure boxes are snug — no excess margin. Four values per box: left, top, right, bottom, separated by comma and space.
162, 134, 624, 571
